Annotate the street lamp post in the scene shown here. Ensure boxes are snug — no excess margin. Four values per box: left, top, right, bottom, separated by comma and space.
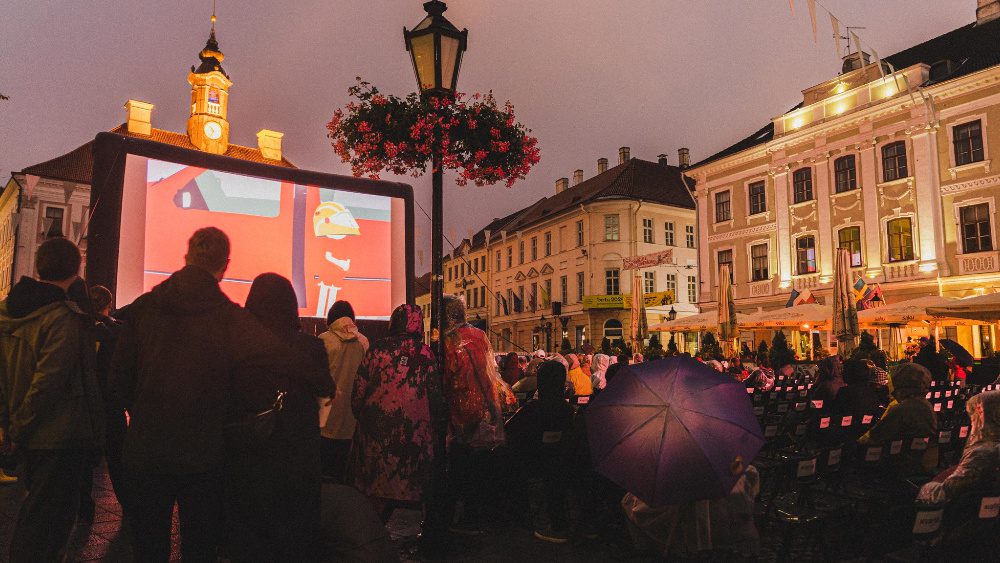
405, 0, 468, 368
404, 3, 467, 549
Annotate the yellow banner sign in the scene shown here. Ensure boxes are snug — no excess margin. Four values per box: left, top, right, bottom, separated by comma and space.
583, 291, 675, 310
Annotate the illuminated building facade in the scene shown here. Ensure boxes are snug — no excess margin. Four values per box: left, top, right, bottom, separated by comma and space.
687, 6, 1000, 355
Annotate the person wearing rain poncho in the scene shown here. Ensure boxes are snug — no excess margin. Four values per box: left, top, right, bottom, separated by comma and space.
590, 354, 611, 391
440, 295, 515, 534
621, 464, 761, 558
858, 363, 938, 474
918, 390, 1000, 504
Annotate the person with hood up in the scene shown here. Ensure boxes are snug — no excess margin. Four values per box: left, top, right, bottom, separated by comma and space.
914, 337, 949, 382
319, 300, 369, 483
565, 353, 593, 396
0, 238, 104, 563
501, 352, 523, 387
350, 304, 443, 523
809, 356, 845, 408
859, 363, 938, 474
224, 273, 333, 562
919, 390, 1000, 504
110, 227, 305, 562
590, 354, 611, 391
440, 295, 513, 534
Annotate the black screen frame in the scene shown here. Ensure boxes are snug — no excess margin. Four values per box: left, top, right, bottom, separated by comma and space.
87, 132, 415, 310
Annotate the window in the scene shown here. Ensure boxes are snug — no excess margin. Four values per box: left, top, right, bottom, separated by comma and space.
685, 225, 695, 248
576, 221, 584, 247
577, 272, 585, 302
44, 206, 64, 238
560, 275, 568, 304
717, 249, 733, 283
530, 237, 537, 261
643, 271, 655, 294
715, 190, 731, 222
518, 286, 525, 311
496, 250, 501, 271
882, 141, 908, 182
507, 246, 512, 268
954, 120, 985, 166
887, 218, 914, 262
530, 282, 538, 311
480, 286, 486, 308
796, 236, 817, 274
544, 232, 552, 256
838, 227, 863, 267
518, 241, 525, 264
604, 215, 620, 241
603, 319, 623, 342
447, 266, 452, 281
543, 280, 552, 308
481, 256, 486, 272
748, 181, 766, 215
472, 259, 477, 274
665, 273, 676, 296
792, 168, 813, 203
750, 243, 769, 281
642, 219, 654, 243
834, 155, 857, 193
961, 203, 993, 253
664, 222, 675, 245
507, 288, 513, 314
459, 263, 464, 278
605, 268, 620, 295
687, 275, 697, 303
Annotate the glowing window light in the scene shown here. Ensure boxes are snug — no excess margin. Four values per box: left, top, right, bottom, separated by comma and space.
834, 82, 848, 94
833, 103, 847, 115
791, 116, 805, 129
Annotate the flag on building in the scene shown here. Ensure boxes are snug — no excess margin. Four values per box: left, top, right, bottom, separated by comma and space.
528, 286, 537, 312
786, 287, 817, 307
512, 293, 523, 313
539, 284, 551, 308
496, 292, 509, 315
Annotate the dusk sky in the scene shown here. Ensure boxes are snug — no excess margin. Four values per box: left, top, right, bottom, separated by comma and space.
0, 1, 971, 272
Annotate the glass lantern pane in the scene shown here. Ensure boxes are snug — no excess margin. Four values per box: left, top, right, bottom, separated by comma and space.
440, 35, 461, 91
409, 33, 436, 91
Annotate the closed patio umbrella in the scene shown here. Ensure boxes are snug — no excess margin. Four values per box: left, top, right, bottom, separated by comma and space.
833, 248, 859, 357
717, 264, 737, 356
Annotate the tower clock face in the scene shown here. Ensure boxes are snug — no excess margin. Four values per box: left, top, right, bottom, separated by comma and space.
204, 121, 223, 140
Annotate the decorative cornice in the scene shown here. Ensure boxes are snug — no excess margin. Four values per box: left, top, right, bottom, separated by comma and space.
940, 174, 1000, 195
707, 222, 777, 243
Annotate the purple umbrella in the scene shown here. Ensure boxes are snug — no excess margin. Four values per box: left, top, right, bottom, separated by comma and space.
586, 356, 764, 506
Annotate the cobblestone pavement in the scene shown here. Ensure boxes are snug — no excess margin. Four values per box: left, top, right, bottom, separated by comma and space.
0, 464, 907, 562
0, 463, 180, 562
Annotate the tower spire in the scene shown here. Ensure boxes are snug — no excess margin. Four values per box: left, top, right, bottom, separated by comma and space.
211, 0, 216, 32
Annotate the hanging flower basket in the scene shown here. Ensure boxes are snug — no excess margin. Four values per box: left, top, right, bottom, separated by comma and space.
327, 79, 540, 187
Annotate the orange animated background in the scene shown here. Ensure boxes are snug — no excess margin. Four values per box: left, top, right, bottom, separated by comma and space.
140, 159, 393, 319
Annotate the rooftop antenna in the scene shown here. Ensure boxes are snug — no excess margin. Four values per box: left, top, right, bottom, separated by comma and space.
842, 26, 866, 56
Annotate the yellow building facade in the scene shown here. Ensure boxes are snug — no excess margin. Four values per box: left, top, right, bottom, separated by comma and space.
688, 8, 1000, 357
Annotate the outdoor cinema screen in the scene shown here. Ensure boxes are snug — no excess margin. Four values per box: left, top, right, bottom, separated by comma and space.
88, 135, 412, 321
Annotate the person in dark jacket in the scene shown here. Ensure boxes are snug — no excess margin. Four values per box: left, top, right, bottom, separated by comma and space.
914, 337, 950, 382
110, 228, 307, 562
0, 238, 104, 563
835, 359, 884, 438
223, 273, 333, 562
506, 360, 577, 543
809, 356, 845, 409
77, 285, 126, 523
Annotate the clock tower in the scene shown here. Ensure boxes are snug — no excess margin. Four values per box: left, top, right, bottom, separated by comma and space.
187, 12, 232, 154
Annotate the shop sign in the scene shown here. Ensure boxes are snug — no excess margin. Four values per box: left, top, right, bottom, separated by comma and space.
583, 290, 675, 310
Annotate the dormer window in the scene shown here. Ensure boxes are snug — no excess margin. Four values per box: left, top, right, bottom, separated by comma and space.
929, 59, 954, 82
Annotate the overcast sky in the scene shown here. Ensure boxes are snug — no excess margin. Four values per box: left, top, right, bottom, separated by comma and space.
0, 1, 972, 272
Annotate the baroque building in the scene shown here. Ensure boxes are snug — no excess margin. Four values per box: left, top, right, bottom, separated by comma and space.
686, 3, 1000, 356
0, 15, 290, 299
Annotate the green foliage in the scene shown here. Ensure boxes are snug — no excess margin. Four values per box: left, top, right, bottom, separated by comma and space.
646, 334, 665, 359
769, 331, 795, 368
667, 333, 679, 355
699, 331, 723, 360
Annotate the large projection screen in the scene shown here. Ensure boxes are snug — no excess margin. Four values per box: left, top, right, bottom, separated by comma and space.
87, 133, 413, 320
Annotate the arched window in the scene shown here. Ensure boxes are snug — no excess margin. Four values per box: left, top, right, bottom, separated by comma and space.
882, 141, 908, 182
604, 319, 623, 342
887, 218, 914, 262
792, 167, 813, 203
834, 155, 857, 193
